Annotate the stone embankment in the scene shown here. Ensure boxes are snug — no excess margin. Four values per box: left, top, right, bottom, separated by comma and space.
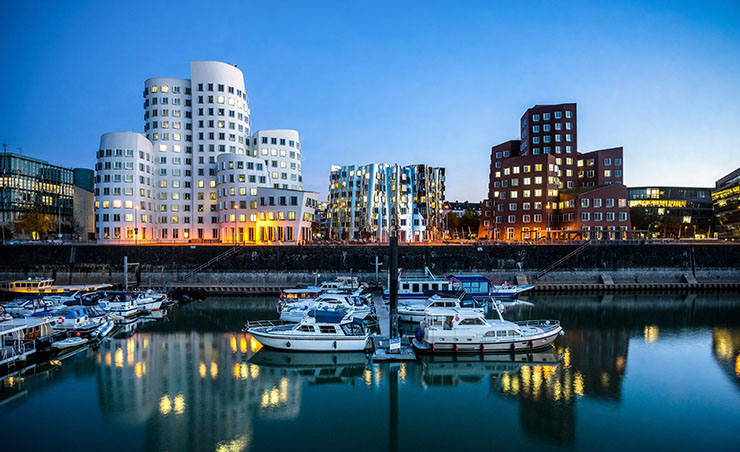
1, 243, 738, 294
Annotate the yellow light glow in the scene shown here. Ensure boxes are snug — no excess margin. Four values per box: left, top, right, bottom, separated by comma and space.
364, 369, 372, 387
173, 393, 185, 415
114, 348, 124, 368
159, 395, 172, 416
601, 372, 610, 387
279, 378, 288, 403
644, 325, 659, 344
399, 364, 407, 384
104, 352, 112, 367
240, 337, 247, 354
250, 337, 262, 353
270, 388, 279, 406
249, 364, 260, 379
231, 337, 237, 353
210, 361, 218, 379
135, 362, 143, 378
261, 391, 269, 408
199, 362, 207, 379
215, 434, 250, 452
574, 371, 585, 397
616, 356, 626, 373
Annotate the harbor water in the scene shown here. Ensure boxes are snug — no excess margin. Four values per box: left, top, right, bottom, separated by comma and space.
1, 294, 739, 451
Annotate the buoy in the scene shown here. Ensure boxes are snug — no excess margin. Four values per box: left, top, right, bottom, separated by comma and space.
286, 341, 291, 348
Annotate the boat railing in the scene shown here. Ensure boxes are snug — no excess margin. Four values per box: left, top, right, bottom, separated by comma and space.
245, 320, 292, 329
514, 319, 560, 328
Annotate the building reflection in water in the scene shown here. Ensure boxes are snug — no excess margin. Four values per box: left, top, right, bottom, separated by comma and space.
711, 327, 740, 389
96, 329, 289, 452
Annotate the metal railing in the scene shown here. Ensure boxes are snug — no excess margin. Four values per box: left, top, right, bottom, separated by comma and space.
181, 243, 243, 281
534, 241, 592, 280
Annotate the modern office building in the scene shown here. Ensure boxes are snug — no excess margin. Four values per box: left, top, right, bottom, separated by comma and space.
0, 152, 82, 239
712, 168, 740, 239
326, 163, 445, 242
479, 103, 631, 241
94, 61, 317, 244
628, 186, 714, 238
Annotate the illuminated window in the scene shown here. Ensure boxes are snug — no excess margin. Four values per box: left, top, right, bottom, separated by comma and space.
113, 200, 122, 208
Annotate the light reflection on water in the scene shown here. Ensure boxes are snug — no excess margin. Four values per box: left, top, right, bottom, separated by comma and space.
0, 295, 739, 452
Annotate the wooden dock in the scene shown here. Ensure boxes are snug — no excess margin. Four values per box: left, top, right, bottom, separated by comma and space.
371, 294, 416, 361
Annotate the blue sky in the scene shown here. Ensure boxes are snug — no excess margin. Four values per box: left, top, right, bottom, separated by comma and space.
1, 0, 739, 201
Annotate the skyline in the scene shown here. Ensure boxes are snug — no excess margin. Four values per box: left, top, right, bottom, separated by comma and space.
1, 1, 739, 201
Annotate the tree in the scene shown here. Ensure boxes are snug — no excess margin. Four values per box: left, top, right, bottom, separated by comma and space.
14, 208, 53, 240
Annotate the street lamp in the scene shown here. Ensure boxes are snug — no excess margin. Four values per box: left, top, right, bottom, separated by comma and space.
546, 203, 550, 241
233, 202, 238, 244
134, 205, 139, 247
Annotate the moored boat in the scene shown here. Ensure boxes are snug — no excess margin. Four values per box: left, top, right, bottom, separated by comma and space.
412, 306, 563, 354
279, 291, 372, 322
52, 306, 103, 335
51, 337, 89, 350
103, 292, 139, 317
398, 292, 484, 323
247, 310, 370, 352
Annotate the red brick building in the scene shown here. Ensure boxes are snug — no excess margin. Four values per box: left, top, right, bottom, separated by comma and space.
479, 103, 632, 241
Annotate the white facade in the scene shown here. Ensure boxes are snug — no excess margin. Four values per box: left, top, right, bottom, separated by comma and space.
95, 60, 316, 244
327, 163, 445, 242
250, 130, 303, 191
95, 132, 158, 241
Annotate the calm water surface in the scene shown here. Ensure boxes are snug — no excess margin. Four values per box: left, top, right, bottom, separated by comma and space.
2, 294, 740, 452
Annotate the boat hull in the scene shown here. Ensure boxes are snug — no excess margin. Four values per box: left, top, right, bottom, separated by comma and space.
248, 330, 369, 352
413, 327, 562, 354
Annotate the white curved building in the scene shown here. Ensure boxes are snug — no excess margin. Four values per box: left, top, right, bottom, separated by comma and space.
95, 60, 317, 244
95, 132, 158, 241
251, 130, 303, 191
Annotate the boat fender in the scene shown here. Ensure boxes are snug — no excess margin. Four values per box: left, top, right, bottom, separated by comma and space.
286, 341, 291, 348
333, 341, 337, 349
529, 340, 534, 349
414, 328, 423, 341
510, 343, 516, 352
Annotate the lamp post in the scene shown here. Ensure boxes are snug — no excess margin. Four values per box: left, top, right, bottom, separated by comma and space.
546, 202, 550, 241
134, 205, 139, 247
233, 202, 238, 244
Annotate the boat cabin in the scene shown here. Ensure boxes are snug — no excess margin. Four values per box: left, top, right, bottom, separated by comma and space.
1, 278, 55, 293
448, 275, 491, 297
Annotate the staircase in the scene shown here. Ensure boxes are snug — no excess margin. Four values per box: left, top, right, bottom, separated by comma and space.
534, 241, 592, 280
181, 244, 243, 281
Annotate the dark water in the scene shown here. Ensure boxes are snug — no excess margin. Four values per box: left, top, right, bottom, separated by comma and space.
2, 294, 740, 452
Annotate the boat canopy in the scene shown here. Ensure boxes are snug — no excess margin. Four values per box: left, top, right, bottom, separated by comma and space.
309, 310, 347, 324
448, 275, 489, 282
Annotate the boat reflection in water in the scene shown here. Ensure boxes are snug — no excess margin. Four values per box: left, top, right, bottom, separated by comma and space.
249, 350, 367, 386
418, 348, 561, 388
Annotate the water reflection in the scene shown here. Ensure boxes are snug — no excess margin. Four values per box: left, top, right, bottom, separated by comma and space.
712, 327, 740, 388
1, 295, 740, 452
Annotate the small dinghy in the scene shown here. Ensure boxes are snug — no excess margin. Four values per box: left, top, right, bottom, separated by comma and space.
52, 337, 89, 350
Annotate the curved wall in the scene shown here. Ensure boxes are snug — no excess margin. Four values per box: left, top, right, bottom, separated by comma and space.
95, 132, 158, 242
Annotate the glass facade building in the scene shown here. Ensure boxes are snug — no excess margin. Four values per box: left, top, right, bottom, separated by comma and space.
628, 186, 714, 238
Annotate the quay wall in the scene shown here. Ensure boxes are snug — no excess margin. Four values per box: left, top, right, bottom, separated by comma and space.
0, 244, 739, 286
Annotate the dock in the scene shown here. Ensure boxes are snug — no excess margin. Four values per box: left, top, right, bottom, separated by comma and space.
371, 294, 416, 361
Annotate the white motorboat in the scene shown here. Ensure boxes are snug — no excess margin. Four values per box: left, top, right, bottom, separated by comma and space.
315, 276, 364, 293
104, 292, 139, 317
3, 295, 60, 317
52, 306, 103, 335
412, 305, 563, 354
51, 337, 88, 350
134, 290, 165, 312
398, 292, 484, 323
279, 291, 372, 322
247, 310, 370, 352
